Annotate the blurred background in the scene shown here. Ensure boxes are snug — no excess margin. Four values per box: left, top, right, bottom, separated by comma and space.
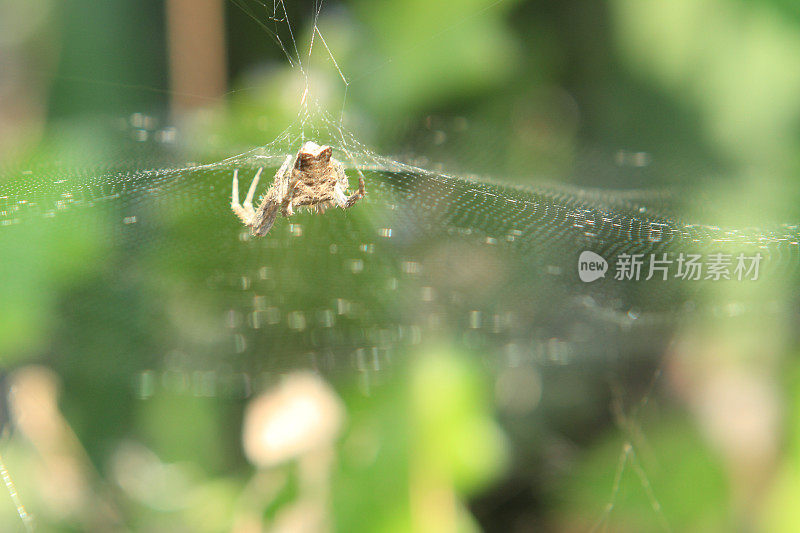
2, 0, 800, 531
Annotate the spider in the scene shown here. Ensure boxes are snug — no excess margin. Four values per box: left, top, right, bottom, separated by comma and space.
231, 141, 366, 236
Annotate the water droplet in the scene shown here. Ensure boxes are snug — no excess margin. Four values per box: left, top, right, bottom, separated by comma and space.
336, 299, 350, 315
234, 333, 247, 353
469, 310, 482, 329
491, 314, 503, 333
353, 348, 366, 371
318, 309, 334, 327
349, 259, 364, 273
135, 370, 155, 399
288, 311, 307, 331
130, 113, 145, 128
157, 127, 178, 144
370, 347, 381, 371
546, 338, 571, 364
226, 310, 241, 328
265, 306, 280, 325
401, 261, 421, 275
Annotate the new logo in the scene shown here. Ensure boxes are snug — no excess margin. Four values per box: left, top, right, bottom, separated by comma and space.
578, 251, 608, 282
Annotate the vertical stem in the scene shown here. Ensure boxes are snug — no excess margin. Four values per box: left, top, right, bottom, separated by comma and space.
166, 0, 228, 115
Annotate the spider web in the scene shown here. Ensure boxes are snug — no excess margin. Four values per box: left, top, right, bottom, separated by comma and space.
1, 1, 799, 531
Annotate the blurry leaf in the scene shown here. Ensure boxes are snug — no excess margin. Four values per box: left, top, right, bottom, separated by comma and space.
411, 346, 509, 494
760, 357, 800, 532
0, 182, 107, 362
350, 0, 523, 116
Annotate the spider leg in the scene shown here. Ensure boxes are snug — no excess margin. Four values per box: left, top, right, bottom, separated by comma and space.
231, 168, 255, 226
242, 167, 263, 216
252, 155, 293, 236
330, 161, 365, 209
332, 183, 349, 207
284, 198, 295, 217
280, 160, 303, 217
270, 154, 295, 205
343, 173, 366, 208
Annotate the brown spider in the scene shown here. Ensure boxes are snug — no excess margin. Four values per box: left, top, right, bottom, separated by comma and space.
231, 141, 365, 236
